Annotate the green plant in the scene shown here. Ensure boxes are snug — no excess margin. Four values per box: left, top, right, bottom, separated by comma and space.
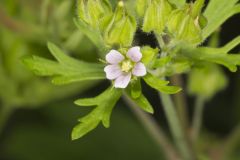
23, 0, 240, 159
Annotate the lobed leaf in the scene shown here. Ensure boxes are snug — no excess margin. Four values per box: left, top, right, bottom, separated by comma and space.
72, 87, 122, 140
23, 42, 105, 85
178, 39, 240, 72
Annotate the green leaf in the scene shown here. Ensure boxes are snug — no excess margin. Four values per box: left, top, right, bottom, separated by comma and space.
128, 94, 154, 114
72, 119, 100, 141
72, 87, 122, 140
164, 58, 192, 76
203, 0, 240, 39
23, 42, 105, 85
221, 36, 240, 53
130, 79, 142, 99
143, 74, 181, 94
153, 57, 171, 68
178, 40, 240, 72
141, 46, 159, 66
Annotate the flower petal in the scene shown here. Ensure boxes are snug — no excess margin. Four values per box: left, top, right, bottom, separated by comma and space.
132, 62, 147, 77
106, 50, 124, 64
104, 65, 122, 80
127, 46, 142, 62
114, 73, 131, 88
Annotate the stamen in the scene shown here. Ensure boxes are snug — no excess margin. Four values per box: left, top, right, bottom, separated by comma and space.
121, 60, 133, 72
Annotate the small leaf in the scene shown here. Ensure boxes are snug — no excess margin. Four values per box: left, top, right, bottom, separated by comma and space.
143, 74, 181, 94
126, 90, 154, 114
141, 46, 159, 66
163, 58, 192, 76
132, 94, 154, 114
144, 74, 169, 86
153, 56, 171, 68
72, 87, 122, 140
130, 79, 142, 99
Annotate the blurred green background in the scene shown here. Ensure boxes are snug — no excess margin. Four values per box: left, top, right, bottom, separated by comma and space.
0, 0, 240, 160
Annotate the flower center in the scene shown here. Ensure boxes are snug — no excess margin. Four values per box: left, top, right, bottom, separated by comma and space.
121, 60, 133, 72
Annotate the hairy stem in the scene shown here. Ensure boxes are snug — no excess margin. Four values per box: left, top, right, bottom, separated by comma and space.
123, 94, 180, 160
159, 93, 196, 160
191, 96, 205, 143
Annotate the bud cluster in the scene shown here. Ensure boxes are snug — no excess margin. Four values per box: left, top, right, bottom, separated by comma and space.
77, 0, 136, 48
77, 0, 207, 47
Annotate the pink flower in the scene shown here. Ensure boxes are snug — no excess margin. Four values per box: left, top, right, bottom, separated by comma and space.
104, 47, 147, 88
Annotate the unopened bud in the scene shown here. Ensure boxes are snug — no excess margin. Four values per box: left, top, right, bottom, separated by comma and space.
103, 1, 137, 47
167, 4, 206, 45
77, 0, 112, 28
143, 0, 173, 34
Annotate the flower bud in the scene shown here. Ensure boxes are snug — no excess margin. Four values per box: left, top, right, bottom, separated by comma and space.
77, 0, 112, 28
136, 0, 148, 18
103, 1, 137, 48
167, 4, 205, 45
142, 0, 173, 34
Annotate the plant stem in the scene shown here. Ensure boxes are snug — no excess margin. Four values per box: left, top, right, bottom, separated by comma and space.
191, 96, 205, 143
159, 93, 196, 160
0, 104, 14, 135
155, 34, 196, 159
171, 75, 189, 131
123, 94, 180, 160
